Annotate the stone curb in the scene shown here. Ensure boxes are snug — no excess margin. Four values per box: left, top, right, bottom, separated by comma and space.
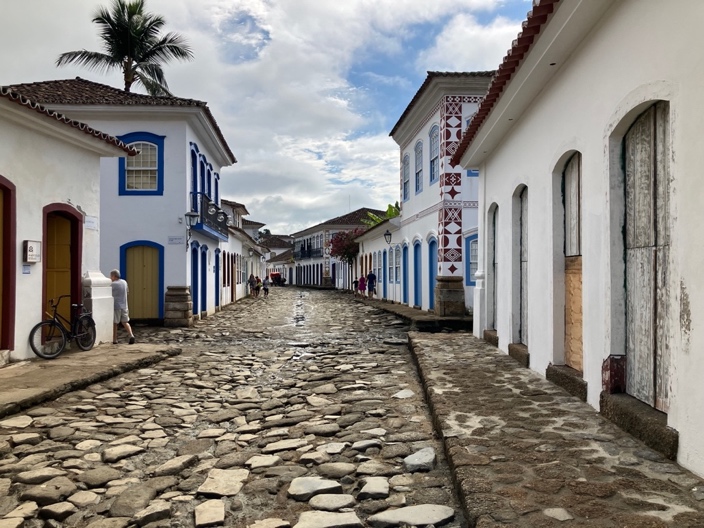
353, 296, 472, 332
0, 348, 181, 420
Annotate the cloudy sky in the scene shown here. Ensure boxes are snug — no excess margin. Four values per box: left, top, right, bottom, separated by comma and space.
0, 0, 528, 234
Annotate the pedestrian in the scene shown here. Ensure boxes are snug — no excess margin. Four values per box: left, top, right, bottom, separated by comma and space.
352, 277, 359, 297
255, 276, 262, 298
367, 269, 377, 299
248, 274, 256, 298
110, 269, 135, 345
263, 275, 270, 298
358, 275, 366, 298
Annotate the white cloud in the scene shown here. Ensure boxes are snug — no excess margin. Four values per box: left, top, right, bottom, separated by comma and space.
0, 0, 518, 234
416, 13, 522, 72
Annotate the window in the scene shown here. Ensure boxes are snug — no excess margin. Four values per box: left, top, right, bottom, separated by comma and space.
429, 125, 439, 184
465, 235, 478, 286
118, 132, 165, 195
373, 252, 377, 277
395, 245, 401, 283
389, 247, 394, 282
402, 155, 410, 201
415, 141, 423, 194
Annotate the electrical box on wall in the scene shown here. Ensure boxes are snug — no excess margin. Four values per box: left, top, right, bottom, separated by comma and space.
23, 240, 41, 263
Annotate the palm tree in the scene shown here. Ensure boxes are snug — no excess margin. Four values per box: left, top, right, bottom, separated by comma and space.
56, 0, 193, 96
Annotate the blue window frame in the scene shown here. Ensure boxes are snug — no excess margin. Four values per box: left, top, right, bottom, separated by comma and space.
206, 167, 212, 199
465, 234, 478, 286
414, 141, 423, 194
118, 132, 165, 196
394, 245, 401, 283
190, 147, 199, 211
389, 247, 394, 282
402, 155, 410, 201
429, 125, 439, 184
214, 173, 220, 205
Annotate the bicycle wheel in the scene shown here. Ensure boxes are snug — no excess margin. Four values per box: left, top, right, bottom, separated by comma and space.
29, 321, 67, 359
74, 315, 96, 351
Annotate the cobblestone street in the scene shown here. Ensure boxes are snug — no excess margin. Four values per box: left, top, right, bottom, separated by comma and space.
0, 288, 462, 528
1, 287, 704, 528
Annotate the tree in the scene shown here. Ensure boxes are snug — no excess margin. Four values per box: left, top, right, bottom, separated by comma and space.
330, 227, 366, 265
362, 202, 401, 227
56, 0, 193, 96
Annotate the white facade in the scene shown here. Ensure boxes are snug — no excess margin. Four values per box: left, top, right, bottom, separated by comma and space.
10, 79, 238, 323
0, 90, 130, 360
457, 0, 704, 477
358, 73, 490, 311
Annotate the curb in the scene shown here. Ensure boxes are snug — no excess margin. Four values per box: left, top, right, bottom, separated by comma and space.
0, 348, 181, 420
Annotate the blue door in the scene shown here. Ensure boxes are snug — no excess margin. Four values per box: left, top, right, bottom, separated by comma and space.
382, 251, 388, 299
200, 248, 208, 314
402, 245, 409, 304
413, 243, 422, 307
214, 249, 220, 307
428, 239, 438, 310
191, 244, 199, 315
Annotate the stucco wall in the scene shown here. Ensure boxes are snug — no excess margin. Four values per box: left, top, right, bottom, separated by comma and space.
473, 0, 704, 476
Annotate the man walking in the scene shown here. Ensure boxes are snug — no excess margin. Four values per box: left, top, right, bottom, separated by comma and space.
366, 269, 377, 299
110, 269, 135, 345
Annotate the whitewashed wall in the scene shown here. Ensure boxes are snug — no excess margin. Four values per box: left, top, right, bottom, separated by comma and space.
472, 0, 704, 477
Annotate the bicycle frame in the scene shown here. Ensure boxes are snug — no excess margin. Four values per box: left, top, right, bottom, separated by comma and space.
46, 295, 89, 338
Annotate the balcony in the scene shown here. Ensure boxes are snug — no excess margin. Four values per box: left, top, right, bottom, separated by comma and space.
293, 248, 324, 260
191, 192, 229, 241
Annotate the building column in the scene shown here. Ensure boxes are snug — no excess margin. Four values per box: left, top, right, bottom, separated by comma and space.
436, 95, 466, 316
322, 229, 332, 287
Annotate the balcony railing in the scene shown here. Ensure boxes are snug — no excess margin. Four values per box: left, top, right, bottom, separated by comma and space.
293, 248, 324, 260
191, 192, 228, 239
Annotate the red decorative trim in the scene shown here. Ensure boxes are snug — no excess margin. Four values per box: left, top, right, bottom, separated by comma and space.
450, 0, 561, 166
42, 204, 84, 318
0, 175, 16, 351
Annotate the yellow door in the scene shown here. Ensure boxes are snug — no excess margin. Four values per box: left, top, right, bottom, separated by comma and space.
126, 246, 159, 319
46, 214, 72, 322
0, 188, 4, 342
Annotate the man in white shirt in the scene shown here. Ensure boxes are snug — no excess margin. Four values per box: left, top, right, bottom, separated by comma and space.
110, 269, 135, 345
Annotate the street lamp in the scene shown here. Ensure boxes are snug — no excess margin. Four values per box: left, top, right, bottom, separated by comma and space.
248, 248, 254, 257
184, 211, 200, 247
383, 230, 392, 245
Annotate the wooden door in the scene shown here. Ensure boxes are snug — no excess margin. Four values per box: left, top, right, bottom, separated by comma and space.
46, 214, 72, 322
0, 188, 4, 345
564, 153, 584, 372
625, 102, 670, 411
519, 188, 528, 345
125, 245, 159, 319
490, 207, 498, 329
428, 239, 437, 310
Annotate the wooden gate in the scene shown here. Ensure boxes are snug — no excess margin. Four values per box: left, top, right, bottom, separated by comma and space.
519, 188, 528, 345
564, 153, 583, 372
46, 214, 72, 323
125, 245, 159, 319
625, 102, 670, 412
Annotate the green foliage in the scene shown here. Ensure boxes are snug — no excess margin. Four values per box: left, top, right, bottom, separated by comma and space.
330, 227, 366, 264
56, 0, 193, 96
361, 202, 401, 227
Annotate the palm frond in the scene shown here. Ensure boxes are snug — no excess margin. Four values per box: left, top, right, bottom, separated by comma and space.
137, 62, 168, 90
55, 50, 120, 73
134, 70, 172, 97
139, 32, 193, 63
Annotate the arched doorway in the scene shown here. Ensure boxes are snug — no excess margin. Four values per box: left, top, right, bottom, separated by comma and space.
428, 238, 438, 310
190, 242, 199, 316
214, 249, 221, 308
200, 246, 208, 316
413, 242, 422, 307
382, 250, 388, 299
121, 241, 163, 321
0, 176, 16, 351
487, 205, 499, 330
44, 205, 82, 325
402, 245, 409, 304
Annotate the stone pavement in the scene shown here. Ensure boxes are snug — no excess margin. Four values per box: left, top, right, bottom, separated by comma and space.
408, 332, 704, 527
0, 287, 462, 528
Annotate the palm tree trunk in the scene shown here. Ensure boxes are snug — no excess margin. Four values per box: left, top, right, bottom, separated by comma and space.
123, 58, 134, 92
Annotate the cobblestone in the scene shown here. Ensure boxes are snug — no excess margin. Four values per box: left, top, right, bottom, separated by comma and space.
0, 288, 460, 527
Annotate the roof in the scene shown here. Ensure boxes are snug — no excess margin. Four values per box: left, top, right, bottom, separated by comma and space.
242, 218, 265, 227
291, 207, 386, 238
260, 234, 293, 249
0, 86, 136, 155
389, 71, 495, 137
221, 198, 250, 215
268, 248, 293, 264
5, 77, 235, 163
450, 0, 560, 166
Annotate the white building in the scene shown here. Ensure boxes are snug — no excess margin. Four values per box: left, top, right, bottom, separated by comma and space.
219, 199, 258, 303
0, 86, 133, 361
454, 0, 704, 475
9, 78, 237, 324
292, 208, 384, 289
357, 72, 491, 312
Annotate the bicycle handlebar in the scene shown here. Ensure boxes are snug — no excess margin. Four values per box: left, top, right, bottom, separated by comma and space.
49, 295, 73, 309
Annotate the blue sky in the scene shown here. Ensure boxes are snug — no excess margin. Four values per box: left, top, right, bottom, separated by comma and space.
0, 0, 531, 233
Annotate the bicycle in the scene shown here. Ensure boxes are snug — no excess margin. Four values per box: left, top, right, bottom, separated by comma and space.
29, 295, 96, 359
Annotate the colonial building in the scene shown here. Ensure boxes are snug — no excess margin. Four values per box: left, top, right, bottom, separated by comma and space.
9, 78, 237, 324
0, 86, 134, 360
453, 0, 704, 476
357, 72, 492, 313
292, 208, 384, 288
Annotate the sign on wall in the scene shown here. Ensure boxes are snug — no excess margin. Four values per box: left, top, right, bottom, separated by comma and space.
23, 240, 41, 263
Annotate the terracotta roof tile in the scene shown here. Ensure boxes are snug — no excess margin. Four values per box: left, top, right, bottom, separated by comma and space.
389, 71, 495, 137
242, 218, 265, 227
321, 207, 386, 227
0, 86, 136, 155
450, 0, 560, 166
6, 77, 235, 163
